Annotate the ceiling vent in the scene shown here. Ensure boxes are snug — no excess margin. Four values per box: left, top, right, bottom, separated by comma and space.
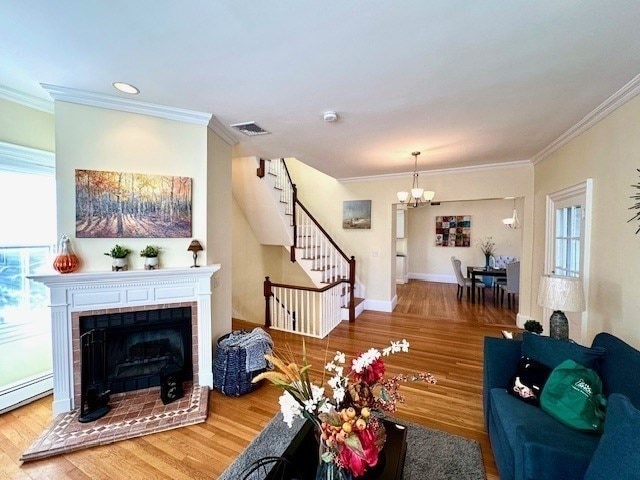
229, 121, 271, 136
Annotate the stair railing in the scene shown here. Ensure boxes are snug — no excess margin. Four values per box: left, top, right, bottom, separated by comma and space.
258, 158, 357, 322
264, 276, 346, 338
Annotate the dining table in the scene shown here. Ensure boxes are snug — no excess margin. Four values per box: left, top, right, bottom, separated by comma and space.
466, 266, 507, 303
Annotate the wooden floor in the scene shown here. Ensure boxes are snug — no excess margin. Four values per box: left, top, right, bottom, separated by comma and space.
0, 281, 517, 479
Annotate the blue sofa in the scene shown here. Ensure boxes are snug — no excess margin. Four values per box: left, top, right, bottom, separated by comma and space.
484, 332, 640, 480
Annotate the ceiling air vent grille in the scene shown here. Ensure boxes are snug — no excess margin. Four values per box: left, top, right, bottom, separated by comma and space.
230, 121, 270, 136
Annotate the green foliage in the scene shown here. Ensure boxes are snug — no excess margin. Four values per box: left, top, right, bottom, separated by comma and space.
104, 244, 132, 258
140, 245, 160, 258
524, 320, 543, 334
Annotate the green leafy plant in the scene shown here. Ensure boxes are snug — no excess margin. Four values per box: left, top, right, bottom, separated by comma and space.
524, 320, 543, 334
104, 244, 132, 259
140, 245, 160, 258
476, 236, 496, 256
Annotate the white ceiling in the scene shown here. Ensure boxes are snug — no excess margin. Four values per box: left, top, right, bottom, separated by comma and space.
1, 1, 640, 179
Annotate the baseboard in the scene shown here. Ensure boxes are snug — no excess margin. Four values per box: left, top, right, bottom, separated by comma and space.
0, 372, 53, 414
408, 273, 456, 284
364, 298, 394, 313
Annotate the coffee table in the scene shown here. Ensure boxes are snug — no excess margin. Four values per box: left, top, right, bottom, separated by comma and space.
264, 418, 408, 480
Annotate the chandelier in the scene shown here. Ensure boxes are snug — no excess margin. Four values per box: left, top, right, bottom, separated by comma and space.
502, 198, 520, 229
397, 151, 435, 207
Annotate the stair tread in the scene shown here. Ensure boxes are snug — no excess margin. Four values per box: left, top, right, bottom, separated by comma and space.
342, 297, 365, 308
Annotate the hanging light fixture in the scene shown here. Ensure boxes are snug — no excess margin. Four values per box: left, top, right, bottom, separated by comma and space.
397, 151, 435, 208
503, 198, 520, 229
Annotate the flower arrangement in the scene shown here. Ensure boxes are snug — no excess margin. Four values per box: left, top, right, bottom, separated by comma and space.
476, 236, 496, 256
253, 340, 436, 478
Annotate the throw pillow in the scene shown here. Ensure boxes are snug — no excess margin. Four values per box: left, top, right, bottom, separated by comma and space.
507, 356, 552, 406
521, 331, 606, 370
584, 394, 640, 480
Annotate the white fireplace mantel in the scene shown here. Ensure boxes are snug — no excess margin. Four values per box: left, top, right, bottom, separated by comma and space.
30, 265, 220, 417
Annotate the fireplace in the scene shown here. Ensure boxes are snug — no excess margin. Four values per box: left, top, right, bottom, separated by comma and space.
29, 265, 220, 417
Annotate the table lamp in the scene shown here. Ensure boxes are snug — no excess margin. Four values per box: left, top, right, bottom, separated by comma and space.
187, 240, 203, 268
536, 275, 585, 340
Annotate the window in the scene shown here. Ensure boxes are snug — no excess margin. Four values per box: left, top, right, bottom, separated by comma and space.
554, 205, 581, 277
0, 143, 55, 410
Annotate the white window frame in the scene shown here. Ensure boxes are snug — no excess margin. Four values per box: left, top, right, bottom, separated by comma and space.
0, 141, 55, 413
544, 179, 593, 344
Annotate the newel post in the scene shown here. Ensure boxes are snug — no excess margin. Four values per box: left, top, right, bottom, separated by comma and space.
256, 158, 266, 178
349, 256, 356, 322
264, 276, 273, 328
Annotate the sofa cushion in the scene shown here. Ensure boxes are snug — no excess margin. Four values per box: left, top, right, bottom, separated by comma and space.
507, 356, 551, 406
489, 388, 599, 479
584, 394, 640, 480
521, 332, 606, 370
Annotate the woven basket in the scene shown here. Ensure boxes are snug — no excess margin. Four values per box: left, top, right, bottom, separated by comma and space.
213, 331, 266, 396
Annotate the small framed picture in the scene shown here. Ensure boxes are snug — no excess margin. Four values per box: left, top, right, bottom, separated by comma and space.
343, 200, 372, 229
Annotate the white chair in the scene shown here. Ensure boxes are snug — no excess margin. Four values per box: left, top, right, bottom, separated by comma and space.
451, 256, 485, 302
499, 261, 520, 309
491, 255, 517, 298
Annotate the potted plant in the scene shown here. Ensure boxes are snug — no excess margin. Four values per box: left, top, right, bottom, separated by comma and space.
104, 244, 132, 271
524, 319, 543, 335
140, 245, 160, 270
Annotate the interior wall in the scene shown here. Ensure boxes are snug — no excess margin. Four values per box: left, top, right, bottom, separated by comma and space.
532, 93, 640, 348
54, 101, 208, 271
0, 98, 54, 152
285, 158, 533, 315
206, 127, 233, 342
407, 198, 524, 281
232, 196, 284, 324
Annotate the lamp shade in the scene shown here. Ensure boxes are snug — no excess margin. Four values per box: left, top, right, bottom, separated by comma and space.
187, 239, 203, 252
397, 191, 409, 203
537, 275, 585, 312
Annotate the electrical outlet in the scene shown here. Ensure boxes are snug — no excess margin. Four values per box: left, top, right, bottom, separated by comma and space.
370, 249, 379, 257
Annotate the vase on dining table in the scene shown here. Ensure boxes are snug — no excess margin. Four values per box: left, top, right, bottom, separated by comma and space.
485, 253, 491, 269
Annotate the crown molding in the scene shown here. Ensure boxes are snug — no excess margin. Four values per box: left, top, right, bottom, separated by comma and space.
0, 141, 54, 174
40, 84, 213, 126
0, 85, 53, 114
338, 159, 532, 183
208, 115, 238, 146
533, 73, 640, 164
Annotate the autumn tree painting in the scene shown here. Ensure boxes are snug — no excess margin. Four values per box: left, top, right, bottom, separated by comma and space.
75, 170, 192, 238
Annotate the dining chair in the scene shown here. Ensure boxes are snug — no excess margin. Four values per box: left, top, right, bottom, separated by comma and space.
499, 261, 520, 309
491, 255, 517, 298
451, 256, 485, 302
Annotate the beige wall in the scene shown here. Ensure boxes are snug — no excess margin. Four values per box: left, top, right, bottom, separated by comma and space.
0, 98, 54, 152
407, 198, 524, 279
286, 158, 534, 315
231, 194, 314, 325
206, 127, 233, 342
54, 101, 232, 343
532, 94, 640, 348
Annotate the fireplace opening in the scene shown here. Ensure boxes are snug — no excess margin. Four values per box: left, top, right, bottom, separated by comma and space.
79, 306, 193, 396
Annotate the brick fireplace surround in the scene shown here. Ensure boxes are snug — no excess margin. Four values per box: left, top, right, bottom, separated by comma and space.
22, 265, 220, 461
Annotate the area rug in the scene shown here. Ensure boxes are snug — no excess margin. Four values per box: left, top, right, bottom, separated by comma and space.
219, 413, 486, 480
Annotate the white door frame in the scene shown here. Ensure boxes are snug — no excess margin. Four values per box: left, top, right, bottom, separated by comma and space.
544, 179, 593, 344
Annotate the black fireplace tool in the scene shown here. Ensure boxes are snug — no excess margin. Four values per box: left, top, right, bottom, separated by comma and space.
79, 329, 111, 423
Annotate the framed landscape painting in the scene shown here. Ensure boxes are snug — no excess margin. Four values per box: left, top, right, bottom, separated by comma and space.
435, 215, 471, 247
75, 169, 192, 238
343, 200, 372, 229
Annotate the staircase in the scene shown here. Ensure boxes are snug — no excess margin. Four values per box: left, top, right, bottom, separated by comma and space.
234, 157, 364, 338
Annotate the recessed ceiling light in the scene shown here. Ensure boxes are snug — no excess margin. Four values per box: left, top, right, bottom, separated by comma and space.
112, 82, 140, 94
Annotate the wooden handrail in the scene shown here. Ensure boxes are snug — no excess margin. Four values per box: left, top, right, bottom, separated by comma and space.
295, 200, 351, 263
266, 276, 346, 293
